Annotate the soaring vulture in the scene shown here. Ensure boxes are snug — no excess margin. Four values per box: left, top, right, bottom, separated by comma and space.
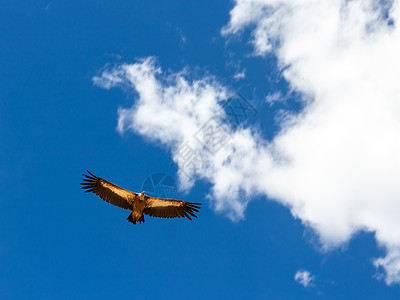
81, 171, 201, 225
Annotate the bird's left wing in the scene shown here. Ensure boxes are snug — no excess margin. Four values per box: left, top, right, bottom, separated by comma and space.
144, 197, 201, 220
81, 171, 134, 210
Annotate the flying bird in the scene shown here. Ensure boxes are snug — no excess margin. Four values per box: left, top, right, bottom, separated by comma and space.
81, 171, 201, 225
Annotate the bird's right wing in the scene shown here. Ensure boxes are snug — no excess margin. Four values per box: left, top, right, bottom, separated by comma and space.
143, 197, 201, 220
80, 171, 134, 210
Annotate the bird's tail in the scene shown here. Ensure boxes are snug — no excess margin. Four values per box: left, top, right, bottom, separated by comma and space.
127, 213, 145, 225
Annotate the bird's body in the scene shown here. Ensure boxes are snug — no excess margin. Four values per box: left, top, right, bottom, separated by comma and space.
129, 193, 147, 223
81, 171, 201, 225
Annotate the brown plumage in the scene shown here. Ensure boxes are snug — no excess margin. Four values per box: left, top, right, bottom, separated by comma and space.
80, 171, 201, 225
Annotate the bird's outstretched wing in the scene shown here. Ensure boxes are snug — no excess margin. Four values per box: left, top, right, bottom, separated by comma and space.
144, 197, 201, 220
80, 171, 134, 210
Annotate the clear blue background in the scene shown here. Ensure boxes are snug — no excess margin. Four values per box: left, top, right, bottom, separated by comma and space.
1, 1, 399, 299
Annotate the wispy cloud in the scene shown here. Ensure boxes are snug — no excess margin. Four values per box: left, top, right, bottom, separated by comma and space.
167, 23, 187, 49
265, 91, 284, 105
233, 69, 246, 80
94, 0, 400, 285
294, 270, 314, 288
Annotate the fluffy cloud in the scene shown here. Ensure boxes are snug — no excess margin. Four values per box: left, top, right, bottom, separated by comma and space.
294, 269, 314, 288
94, 0, 400, 284
93, 58, 264, 219
221, 0, 400, 284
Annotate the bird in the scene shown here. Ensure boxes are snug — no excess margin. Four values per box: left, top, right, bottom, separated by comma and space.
80, 171, 201, 225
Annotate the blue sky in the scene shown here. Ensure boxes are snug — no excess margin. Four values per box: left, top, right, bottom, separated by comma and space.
2, 0, 400, 299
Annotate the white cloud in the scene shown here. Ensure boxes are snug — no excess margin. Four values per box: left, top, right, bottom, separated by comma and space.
93, 58, 267, 219
94, 0, 400, 285
294, 269, 314, 288
233, 69, 246, 80
265, 91, 284, 105
221, 0, 400, 284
